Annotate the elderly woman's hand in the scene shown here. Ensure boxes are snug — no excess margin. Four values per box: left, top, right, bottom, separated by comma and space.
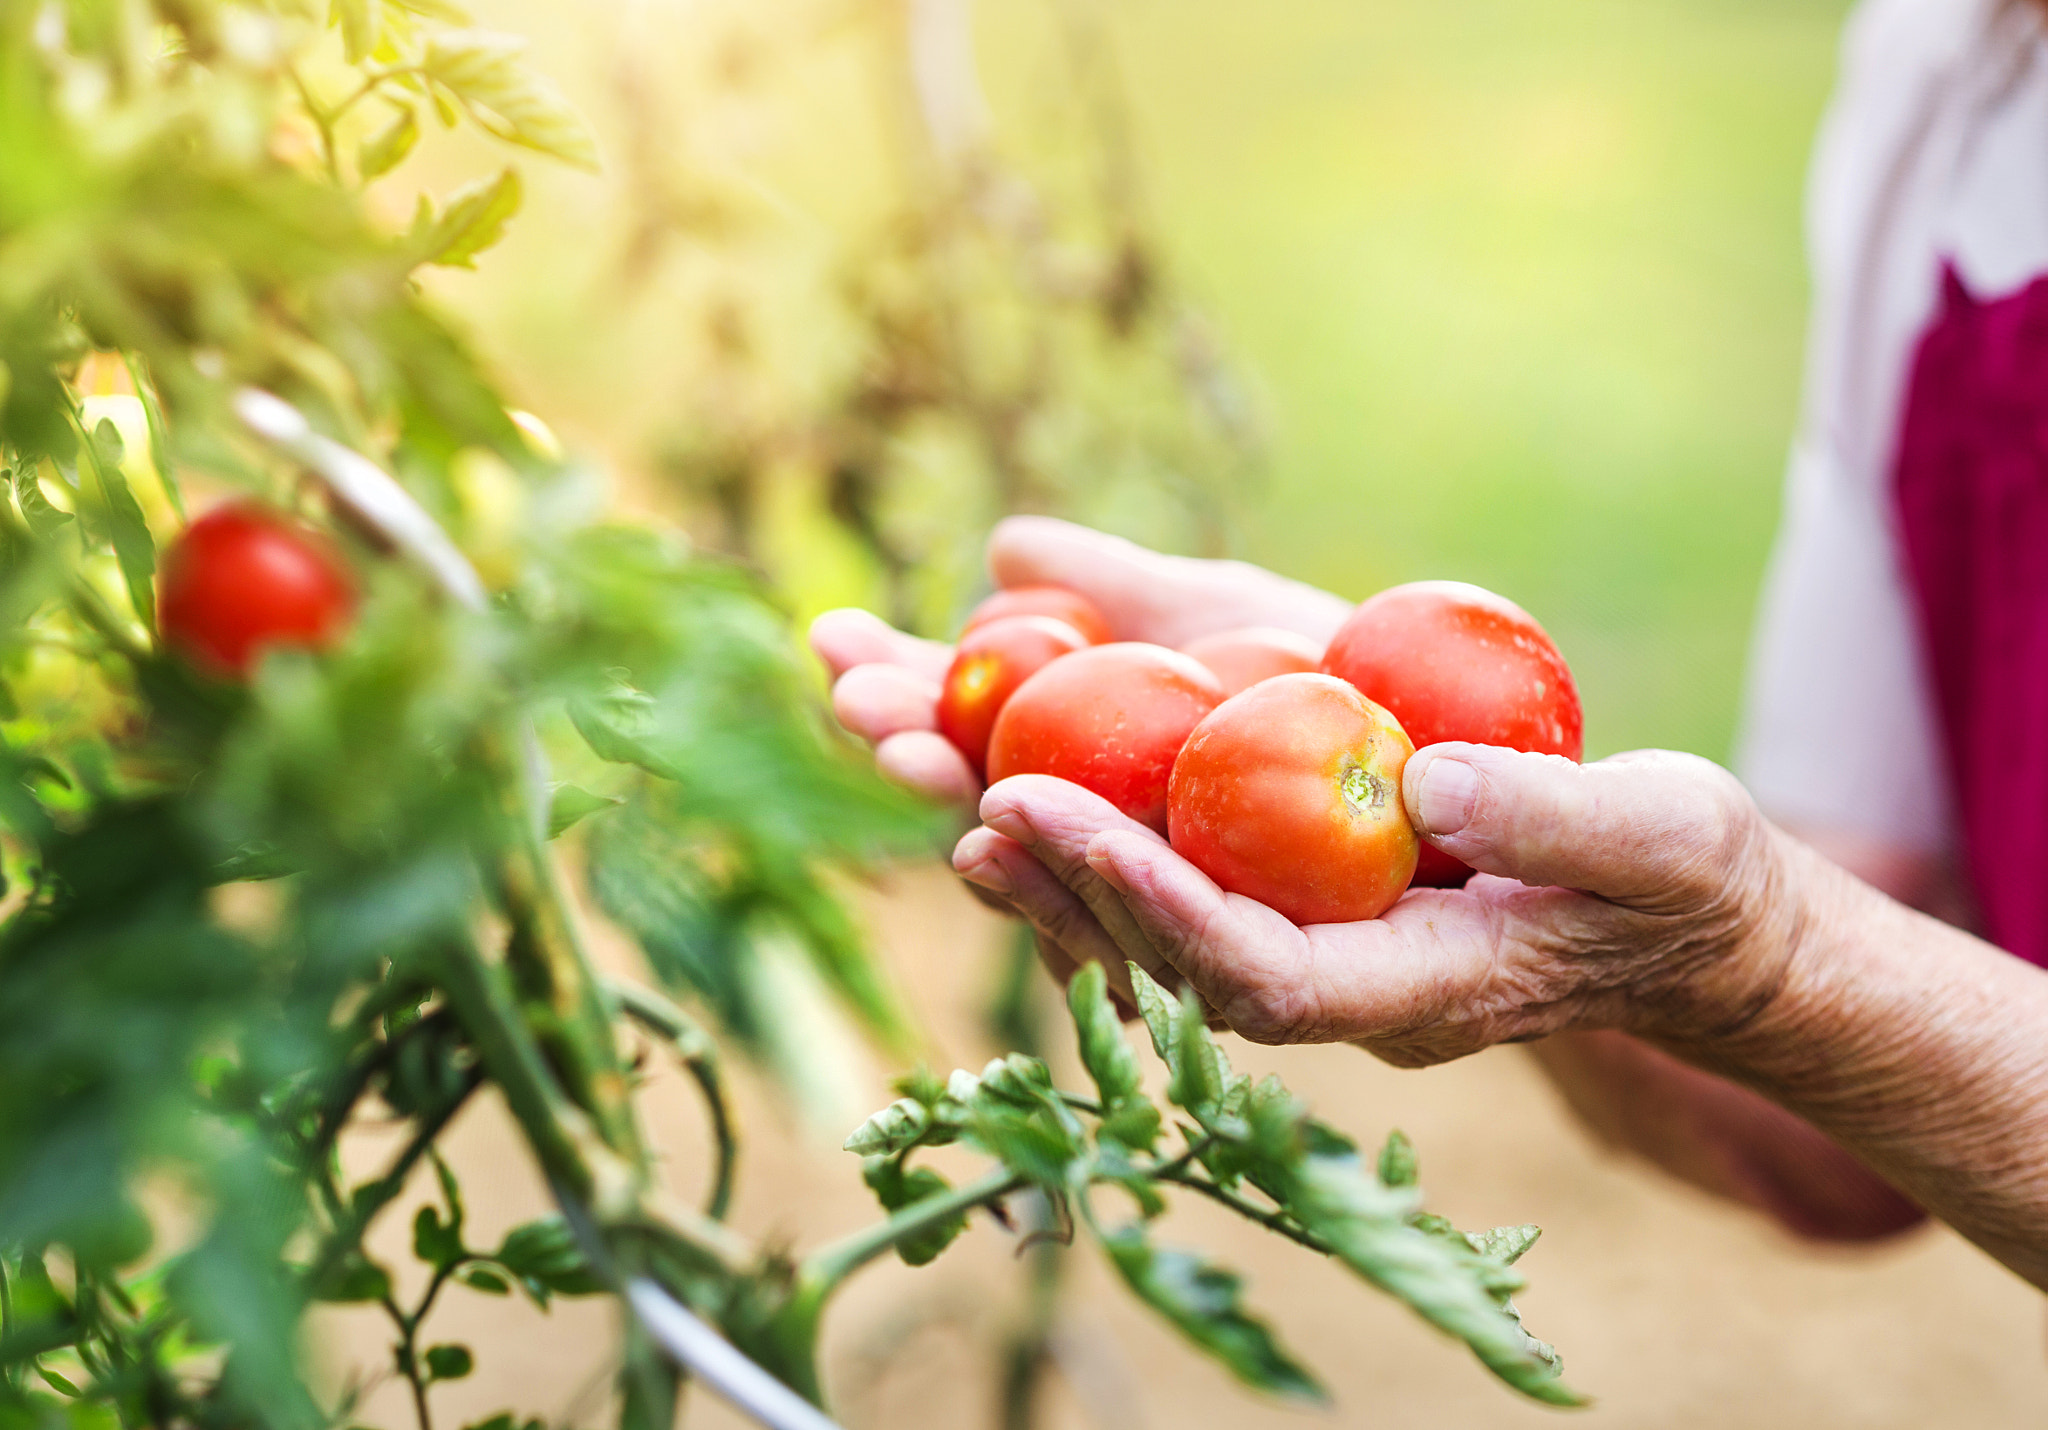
808, 515, 1352, 809
952, 742, 1809, 1064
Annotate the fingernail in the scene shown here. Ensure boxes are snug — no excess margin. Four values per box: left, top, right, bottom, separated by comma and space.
1085, 847, 1131, 894
1415, 757, 1480, 835
957, 856, 1013, 896
981, 805, 1033, 844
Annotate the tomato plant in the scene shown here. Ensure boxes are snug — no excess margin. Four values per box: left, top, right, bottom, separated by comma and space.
1168, 674, 1418, 924
986, 643, 1224, 832
157, 502, 355, 677
963, 585, 1115, 645
937, 615, 1089, 775
0, 4, 1585, 1428
1320, 581, 1582, 886
1181, 625, 1323, 696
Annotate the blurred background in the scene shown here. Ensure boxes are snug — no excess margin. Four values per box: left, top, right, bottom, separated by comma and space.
312, 0, 2048, 1424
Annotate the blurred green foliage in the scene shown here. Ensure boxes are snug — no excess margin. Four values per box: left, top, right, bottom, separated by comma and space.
446, 0, 1848, 758
0, 3, 1605, 1427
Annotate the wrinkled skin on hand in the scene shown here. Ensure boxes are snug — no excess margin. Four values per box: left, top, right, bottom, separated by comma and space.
815, 516, 1801, 1058
956, 745, 1805, 1066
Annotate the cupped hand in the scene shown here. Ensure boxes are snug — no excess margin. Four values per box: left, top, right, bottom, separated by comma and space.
808, 515, 1353, 808
953, 743, 1808, 1065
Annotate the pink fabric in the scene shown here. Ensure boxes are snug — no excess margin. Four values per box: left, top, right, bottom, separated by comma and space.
1892, 262, 2048, 968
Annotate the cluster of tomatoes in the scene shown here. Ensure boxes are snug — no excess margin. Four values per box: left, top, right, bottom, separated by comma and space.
940, 581, 1582, 925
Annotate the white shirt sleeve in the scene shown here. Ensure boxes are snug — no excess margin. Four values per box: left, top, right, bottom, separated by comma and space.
1735, 437, 1952, 852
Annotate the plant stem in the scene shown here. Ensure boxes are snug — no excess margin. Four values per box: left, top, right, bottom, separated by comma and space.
610, 978, 738, 1221
1145, 1136, 1212, 1183
300, 1071, 482, 1294
1154, 1171, 1329, 1255
802, 1167, 1023, 1292
287, 67, 342, 184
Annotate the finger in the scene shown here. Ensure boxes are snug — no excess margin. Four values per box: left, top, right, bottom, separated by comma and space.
1403, 743, 1763, 911
1081, 828, 1345, 1041
809, 607, 954, 682
830, 663, 940, 743
952, 825, 1137, 1006
986, 515, 1351, 647
1083, 831, 1575, 1055
875, 731, 980, 805
975, 775, 1186, 994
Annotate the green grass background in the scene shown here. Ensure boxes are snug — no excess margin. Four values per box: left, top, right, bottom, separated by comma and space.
1022, 0, 1853, 761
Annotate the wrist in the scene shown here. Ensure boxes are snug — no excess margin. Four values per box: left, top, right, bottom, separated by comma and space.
1643, 829, 1882, 1080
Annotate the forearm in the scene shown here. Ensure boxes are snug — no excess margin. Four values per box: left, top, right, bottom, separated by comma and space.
1677, 840, 2048, 1287
1526, 1031, 1921, 1240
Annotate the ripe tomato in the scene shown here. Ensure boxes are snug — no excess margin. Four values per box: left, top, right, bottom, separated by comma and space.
986, 643, 1224, 833
1168, 674, 1418, 924
1319, 580, 1580, 886
963, 585, 1113, 645
1179, 626, 1323, 696
158, 501, 355, 678
936, 615, 1089, 775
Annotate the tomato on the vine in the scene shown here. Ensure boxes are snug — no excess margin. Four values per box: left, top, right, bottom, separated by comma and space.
158, 501, 356, 678
1180, 626, 1323, 696
963, 585, 1113, 645
936, 615, 1089, 775
1168, 674, 1417, 925
1319, 580, 1580, 886
986, 642, 1223, 833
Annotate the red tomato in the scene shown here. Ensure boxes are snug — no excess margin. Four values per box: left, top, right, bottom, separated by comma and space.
1179, 626, 1323, 696
963, 585, 1113, 645
1168, 674, 1418, 924
158, 501, 355, 678
1319, 580, 1580, 886
936, 615, 1089, 775
986, 643, 1224, 833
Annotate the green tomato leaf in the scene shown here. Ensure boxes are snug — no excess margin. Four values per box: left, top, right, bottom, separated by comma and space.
431, 1149, 465, 1235
1096, 1224, 1325, 1404
309, 1251, 393, 1304
547, 783, 621, 837
860, 1158, 968, 1267
423, 1344, 474, 1382
359, 104, 420, 180
1068, 962, 1142, 1107
460, 1267, 511, 1296
1278, 1154, 1581, 1405
412, 1205, 465, 1270
1127, 962, 1176, 1067
1377, 1128, 1418, 1188
843, 1097, 932, 1157
421, 30, 599, 170
419, 168, 522, 270
75, 415, 156, 636
493, 1216, 605, 1302
1471, 1224, 1542, 1268
333, 0, 380, 62
120, 356, 182, 518
37, 1366, 82, 1397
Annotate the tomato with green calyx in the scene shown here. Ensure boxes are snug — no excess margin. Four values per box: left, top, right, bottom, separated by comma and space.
158, 501, 355, 678
963, 585, 1113, 645
937, 615, 1089, 775
1168, 674, 1418, 925
986, 642, 1224, 833
1319, 580, 1580, 886
1180, 626, 1323, 696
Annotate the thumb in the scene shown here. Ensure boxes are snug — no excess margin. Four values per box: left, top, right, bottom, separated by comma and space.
1403, 744, 1761, 909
